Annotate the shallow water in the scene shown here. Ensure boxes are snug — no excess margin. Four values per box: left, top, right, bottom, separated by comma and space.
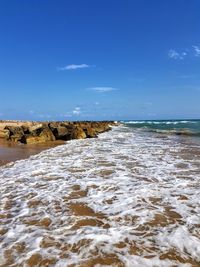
0, 139, 64, 166
0, 126, 200, 266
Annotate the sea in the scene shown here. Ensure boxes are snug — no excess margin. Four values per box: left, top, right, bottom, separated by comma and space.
0, 120, 200, 266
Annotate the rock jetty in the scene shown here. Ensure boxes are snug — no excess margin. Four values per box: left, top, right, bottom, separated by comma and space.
0, 121, 118, 144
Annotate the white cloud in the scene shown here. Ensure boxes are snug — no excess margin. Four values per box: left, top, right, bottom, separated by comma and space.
59, 113, 72, 118
168, 45, 200, 59
168, 49, 187, 60
72, 107, 81, 115
193, 45, 200, 57
57, 64, 91, 71
87, 87, 118, 93
38, 114, 52, 119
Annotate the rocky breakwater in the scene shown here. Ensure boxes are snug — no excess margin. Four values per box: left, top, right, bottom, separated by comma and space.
0, 121, 118, 144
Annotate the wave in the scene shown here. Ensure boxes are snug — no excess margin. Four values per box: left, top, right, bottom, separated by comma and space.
147, 128, 200, 137
122, 120, 198, 125
122, 120, 200, 137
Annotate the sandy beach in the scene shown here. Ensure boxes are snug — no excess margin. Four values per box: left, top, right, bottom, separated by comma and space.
0, 138, 65, 166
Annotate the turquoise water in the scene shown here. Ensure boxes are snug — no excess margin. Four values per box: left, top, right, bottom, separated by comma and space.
121, 119, 200, 137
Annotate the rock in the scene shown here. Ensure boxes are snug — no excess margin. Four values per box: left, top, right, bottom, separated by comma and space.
0, 129, 10, 139
84, 127, 97, 138
0, 120, 118, 144
71, 127, 87, 139
49, 122, 59, 130
50, 125, 69, 140
57, 126, 69, 139
4, 126, 26, 143
26, 127, 55, 144
40, 127, 55, 141
28, 123, 43, 134
53, 124, 87, 141
22, 126, 30, 134
25, 136, 42, 144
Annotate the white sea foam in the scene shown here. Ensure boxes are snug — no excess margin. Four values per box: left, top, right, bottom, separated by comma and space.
0, 126, 200, 266
123, 120, 197, 125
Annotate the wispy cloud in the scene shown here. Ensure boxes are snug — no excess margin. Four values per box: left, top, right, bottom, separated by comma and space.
87, 87, 118, 93
57, 64, 91, 71
59, 113, 72, 118
38, 114, 52, 119
168, 45, 200, 60
193, 45, 200, 57
72, 107, 81, 115
168, 49, 187, 60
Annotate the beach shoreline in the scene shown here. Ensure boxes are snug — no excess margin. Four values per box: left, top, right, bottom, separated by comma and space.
0, 138, 65, 167
0, 124, 199, 266
0, 120, 118, 166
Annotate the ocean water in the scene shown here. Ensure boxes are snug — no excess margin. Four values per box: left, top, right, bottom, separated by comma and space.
0, 125, 200, 266
121, 119, 200, 137
122, 120, 200, 137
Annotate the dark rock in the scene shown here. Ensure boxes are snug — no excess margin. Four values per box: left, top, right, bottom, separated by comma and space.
4, 126, 26, 143
49, 124, 69, 140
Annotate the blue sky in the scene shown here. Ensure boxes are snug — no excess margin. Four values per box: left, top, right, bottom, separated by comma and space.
0, 0, 200, 120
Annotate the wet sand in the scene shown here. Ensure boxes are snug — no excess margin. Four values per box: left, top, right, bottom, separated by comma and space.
0, 139, 65, 166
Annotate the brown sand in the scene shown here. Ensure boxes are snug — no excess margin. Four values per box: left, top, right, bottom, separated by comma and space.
0, 138, 65, 167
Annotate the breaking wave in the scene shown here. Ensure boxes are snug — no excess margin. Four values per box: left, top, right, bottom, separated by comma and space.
122, 119, 200, 138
